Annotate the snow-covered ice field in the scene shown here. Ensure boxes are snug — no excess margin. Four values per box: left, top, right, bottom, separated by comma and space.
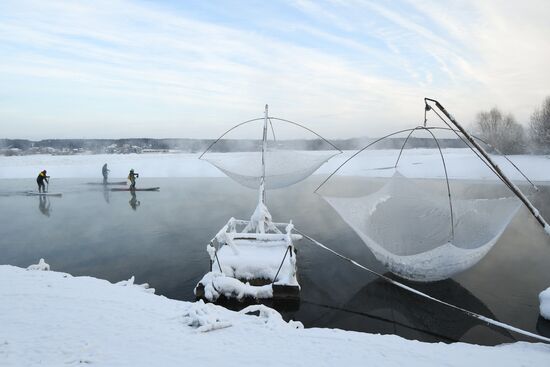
1, 263, 549, 367
1, 149, 550, 182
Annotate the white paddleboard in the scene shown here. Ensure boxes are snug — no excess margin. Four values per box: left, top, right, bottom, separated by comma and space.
27, 192, 63, 197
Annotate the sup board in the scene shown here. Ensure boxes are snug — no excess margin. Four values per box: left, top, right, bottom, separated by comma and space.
26, 192, 63, 197
110, 187, 160, 192
86, 181, 127, 185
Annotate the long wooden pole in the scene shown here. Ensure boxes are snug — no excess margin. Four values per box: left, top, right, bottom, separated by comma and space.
425, 98, 549, 234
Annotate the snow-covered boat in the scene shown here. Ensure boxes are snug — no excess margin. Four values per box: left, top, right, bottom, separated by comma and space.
194, 105, 341, 304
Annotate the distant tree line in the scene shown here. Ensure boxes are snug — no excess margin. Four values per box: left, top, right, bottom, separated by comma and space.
473, 96, 550, 154
4, 97, 550, 156
0, 136, 464, 155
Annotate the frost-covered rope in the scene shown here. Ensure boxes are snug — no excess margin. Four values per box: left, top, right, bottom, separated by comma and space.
294, 228, 550, 344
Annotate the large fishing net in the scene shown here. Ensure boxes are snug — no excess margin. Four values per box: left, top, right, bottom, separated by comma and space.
205, 150, 337, 189
201, 116, 341, 190
318, 126, 529, 282
323, 172, 521, 281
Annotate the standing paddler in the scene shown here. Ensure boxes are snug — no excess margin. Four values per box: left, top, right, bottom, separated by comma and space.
128, 169, 139, 190
102, 163, 110, 184
36, 170, 50, 193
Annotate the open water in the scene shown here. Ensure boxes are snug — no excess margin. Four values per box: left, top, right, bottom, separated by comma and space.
0, 176, 549, 345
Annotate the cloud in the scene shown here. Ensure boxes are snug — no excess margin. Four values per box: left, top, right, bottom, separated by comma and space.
0, 0, 549, 139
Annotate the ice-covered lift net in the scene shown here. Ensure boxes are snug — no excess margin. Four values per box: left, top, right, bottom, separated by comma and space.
200, 115, 341, 191
205, 150, 336, 190
316, 120, 535, 282
323, 172, 521, 281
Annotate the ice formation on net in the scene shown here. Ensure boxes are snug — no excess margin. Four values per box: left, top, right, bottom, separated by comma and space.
204, 150, 338, 190
323, 172, 521, 281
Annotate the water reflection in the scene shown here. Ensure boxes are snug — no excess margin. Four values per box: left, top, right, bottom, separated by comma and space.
303, 276, 513, 344
129, 191, 140, 211
38, 196, 51, 217
103, 186, 110, 204
536, 316, 550, 338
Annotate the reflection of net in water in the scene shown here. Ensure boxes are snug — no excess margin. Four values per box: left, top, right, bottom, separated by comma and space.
324, 172, 521, 282
205, 150, 338, 190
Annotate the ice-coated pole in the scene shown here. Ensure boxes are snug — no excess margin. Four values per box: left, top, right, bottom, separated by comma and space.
260, 104, 268, 206
425, 97, 550, 235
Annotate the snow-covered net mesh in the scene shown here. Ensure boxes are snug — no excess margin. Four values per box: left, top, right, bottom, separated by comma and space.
323, 172, 521, 281
316, 124, 531, 282
201, 117, 340, 190
205, 150, 338, 189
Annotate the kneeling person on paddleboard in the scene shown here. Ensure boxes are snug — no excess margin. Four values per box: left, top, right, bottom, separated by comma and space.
128, 169, 139, 190
36, 170, 50, 193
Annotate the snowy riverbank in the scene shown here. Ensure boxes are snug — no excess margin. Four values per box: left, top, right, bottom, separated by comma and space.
1, 149, 550, 182
1, 263, 549, 366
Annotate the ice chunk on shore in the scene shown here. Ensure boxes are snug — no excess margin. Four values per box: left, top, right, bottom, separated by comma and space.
240, 304, 303, 330
182, 300, 232, 332
540, 287, 550, 320
116, 276, 155, 294
27, 258, 50, 271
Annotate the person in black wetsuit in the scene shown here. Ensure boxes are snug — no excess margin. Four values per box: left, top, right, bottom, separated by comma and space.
102, 163, 110, 184
36, 170, 50, 193
128, 169, 139, 190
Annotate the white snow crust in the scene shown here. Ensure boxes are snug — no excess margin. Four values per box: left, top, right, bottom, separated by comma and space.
1, 264, 550, 366
1, 150, 549, 182
540, 287, 550, 320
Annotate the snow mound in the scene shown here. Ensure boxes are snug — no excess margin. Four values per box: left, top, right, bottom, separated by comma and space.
196, 271, 273, 301
27, 258, 50, 271
182, 300, 232, 332
540, 287, 550, 320
240, 304, 303, 330
116, 276, 155, 294
1, 265, 550, 366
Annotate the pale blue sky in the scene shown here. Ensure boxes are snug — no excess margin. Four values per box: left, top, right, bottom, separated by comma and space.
1, 0, 549, 139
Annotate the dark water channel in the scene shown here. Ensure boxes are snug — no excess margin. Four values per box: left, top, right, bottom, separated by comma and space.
0, 177, 549, 345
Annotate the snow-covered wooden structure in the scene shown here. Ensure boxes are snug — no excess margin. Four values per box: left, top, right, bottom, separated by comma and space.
195, 105, 341, 303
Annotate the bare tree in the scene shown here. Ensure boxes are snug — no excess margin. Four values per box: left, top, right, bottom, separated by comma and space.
529, 96, 550, 153
473, 107, 525, 154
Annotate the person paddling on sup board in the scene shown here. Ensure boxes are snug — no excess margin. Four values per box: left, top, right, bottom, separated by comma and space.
102, 163, 110, 184
128, 169, 139, 190
36, 170, 50, 193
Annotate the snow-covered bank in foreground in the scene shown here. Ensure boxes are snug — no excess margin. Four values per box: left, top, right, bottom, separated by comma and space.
1, 265, 549, 366
1, 149, 550, 182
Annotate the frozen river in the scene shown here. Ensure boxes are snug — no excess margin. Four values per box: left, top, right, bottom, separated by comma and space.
0, 176, 549, 345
